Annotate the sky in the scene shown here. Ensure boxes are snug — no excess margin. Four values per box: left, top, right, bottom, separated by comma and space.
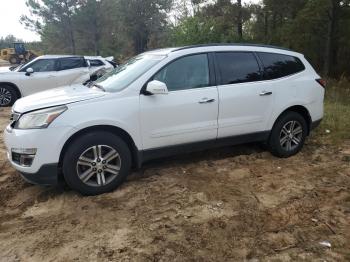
0, 0, 260, 42
0, 0, 40, 42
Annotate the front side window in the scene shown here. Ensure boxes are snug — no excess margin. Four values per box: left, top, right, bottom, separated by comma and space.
59, 57, 86, 71
154, 54, 210, 91
23, 59, 57, 72
257, 52, 305, 80
216, 52, 261, 85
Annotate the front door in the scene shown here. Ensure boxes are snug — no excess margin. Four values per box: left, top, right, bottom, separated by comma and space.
140, 53, 218, 150
18, 58, 59, 96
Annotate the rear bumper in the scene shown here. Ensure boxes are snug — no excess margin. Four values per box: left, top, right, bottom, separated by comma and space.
311, 119, 322, 131
20, 163, 59, 185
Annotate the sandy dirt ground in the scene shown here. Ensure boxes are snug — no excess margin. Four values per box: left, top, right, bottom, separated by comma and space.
0, 59, 10, 67
0, 107, 349, 262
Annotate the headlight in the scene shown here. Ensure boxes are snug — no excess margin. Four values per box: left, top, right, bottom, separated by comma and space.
15, 106, 67, 129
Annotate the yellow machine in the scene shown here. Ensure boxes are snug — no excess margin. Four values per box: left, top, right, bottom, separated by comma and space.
0, 43, 41, 64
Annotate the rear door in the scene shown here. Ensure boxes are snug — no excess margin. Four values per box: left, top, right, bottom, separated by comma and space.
140, 53, 219, 150
215, 52, 274, 138
56, 57, 90, 87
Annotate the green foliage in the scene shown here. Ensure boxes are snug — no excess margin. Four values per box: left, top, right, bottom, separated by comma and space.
315, 78, 350, 143
10, 0, 350, 77
0, 35, 21, 50
171, 16, 233, 45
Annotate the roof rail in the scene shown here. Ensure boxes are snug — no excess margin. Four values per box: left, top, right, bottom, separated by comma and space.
172, 43, 292, 52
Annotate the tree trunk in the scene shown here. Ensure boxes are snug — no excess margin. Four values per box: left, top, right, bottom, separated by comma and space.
264, 9, 269, 42
323, 0, 338, 77
237, 0, 243, 40
63, 0, 76, 55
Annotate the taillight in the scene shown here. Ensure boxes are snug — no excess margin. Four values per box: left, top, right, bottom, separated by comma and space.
316, 78, 326, 88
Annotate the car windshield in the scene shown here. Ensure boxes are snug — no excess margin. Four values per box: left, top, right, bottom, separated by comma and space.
94, 53, 166, 92
14, 58, 37, 71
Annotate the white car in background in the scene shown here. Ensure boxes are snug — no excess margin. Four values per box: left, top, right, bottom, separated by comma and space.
84, 56, 117, 82
0, 55, 91, 106
85, 56, 116, 75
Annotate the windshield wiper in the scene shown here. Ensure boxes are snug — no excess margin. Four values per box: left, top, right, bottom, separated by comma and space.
92, 83, 106, 92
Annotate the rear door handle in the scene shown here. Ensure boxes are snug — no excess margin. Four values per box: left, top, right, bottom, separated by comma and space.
199, 98, 215, 104
259, 91, 272, 96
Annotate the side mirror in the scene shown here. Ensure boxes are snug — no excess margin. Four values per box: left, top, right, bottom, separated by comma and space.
25, 68, 34, 76
145, 80, 168, 95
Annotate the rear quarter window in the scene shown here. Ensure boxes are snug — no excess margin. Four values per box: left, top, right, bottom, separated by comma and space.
89, 59, 105, 67
257, 52, 305, 80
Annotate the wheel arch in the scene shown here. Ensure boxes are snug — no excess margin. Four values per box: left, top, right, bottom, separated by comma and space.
274, 105, 312, 135
58, 125, 142, 175
0, 82, 22, 100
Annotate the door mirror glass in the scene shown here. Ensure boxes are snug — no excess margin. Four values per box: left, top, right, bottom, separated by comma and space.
25, 67, 34, 76
146, 80, 169, 95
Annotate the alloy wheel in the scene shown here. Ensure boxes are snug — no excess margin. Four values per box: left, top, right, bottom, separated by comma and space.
279, 120, 303, 151
76, 145, 121, 187
0, 87, 12, 106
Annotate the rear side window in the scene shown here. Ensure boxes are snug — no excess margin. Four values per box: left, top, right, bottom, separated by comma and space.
89, 59, 105, 67
59, 57, 87, 71
257, 52, 305, 80
216, 52, 261, 85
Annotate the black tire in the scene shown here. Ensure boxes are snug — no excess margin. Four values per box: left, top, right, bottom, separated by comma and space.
0, 85, 18, 107
268, 111, 308, 158
9, 55, 19, 65
62, 131, 132, 195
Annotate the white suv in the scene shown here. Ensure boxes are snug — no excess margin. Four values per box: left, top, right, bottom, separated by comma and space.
4, 44, 324, 195
0, 55, 90, 106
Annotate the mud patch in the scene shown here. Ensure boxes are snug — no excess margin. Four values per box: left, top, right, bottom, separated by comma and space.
0, 107, 349, 261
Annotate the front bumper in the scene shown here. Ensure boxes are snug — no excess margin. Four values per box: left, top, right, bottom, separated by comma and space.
4, 124, 73, 185
20, 163, 59, 185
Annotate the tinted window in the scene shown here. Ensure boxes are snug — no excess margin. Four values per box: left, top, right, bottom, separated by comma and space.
258, 52, 305, 80
154, 54, 210, 91
216, 52, 261, 85
89, 59, 105, 67
59, 57, 86, 71
25, 59, 57, 72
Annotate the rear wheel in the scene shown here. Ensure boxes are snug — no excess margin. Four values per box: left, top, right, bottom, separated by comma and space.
63, 131, 132, 195
0, 85, 18, 106
268, 111, 307, 158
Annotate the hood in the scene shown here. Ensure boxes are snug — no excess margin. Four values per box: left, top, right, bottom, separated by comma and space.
0, 66, 11, 73
13, 84, 106, 113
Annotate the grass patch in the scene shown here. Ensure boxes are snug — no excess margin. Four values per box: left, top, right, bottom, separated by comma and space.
314, 78, 350, 143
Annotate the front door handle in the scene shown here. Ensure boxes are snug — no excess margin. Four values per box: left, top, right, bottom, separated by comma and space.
259, 91, 272, 96
199, 98, 215, 104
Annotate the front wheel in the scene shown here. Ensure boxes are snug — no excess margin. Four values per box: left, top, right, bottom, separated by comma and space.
63, 131, 132, 195
9, 55, 19, 64
268, 111, 308, 158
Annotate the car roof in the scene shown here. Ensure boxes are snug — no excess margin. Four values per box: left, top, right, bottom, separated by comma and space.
84, 56, 103, 59
38, 55, 85, 59
148, 44, 301, 57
